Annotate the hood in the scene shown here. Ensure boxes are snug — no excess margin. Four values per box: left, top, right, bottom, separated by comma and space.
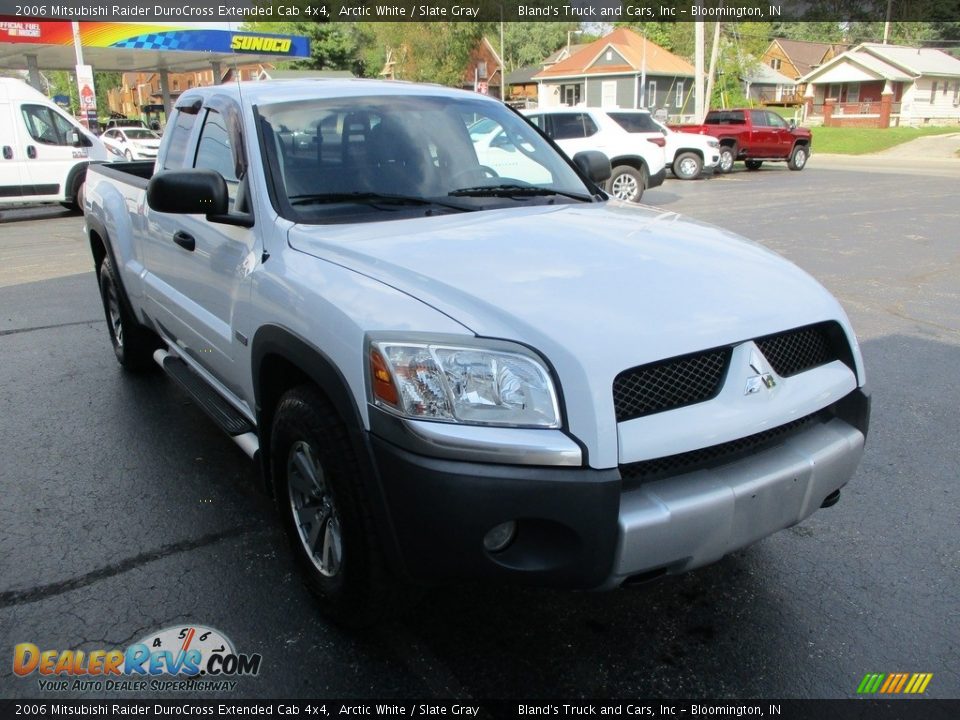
289, 202, 846, 364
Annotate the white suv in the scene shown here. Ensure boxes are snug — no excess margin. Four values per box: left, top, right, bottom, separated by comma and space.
523, 108, 666, 203
606, 110, 721, 180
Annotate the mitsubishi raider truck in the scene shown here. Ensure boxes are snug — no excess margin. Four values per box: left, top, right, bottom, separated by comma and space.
85, 80, 869, 626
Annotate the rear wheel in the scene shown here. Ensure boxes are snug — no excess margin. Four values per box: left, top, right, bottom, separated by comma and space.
608, 165, 645, 202
788, 144, 808, 171
272, 385, 403, 627
98, 258, 158, 371
673, 152, 703, 180
717, 145, 736, 174
745, 160, 763, 171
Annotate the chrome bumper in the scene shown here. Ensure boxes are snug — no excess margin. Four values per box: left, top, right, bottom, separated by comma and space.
603, 417, 865, 587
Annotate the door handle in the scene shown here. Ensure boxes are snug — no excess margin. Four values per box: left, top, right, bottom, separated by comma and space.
2, 146, 11, 159
26, 145, 36, 159
172, 231, 195, 252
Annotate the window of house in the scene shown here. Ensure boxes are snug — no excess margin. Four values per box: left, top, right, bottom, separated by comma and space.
770, 58, 781, 70
173, 80, 180, 91
477, 62, 487, 79
561, 84, 581, 106
647, 80, 657, 108
606, 50, 613, 61
675, 82, 685, 107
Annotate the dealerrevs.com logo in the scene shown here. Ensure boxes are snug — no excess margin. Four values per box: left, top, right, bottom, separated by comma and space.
13, 625, 261, 692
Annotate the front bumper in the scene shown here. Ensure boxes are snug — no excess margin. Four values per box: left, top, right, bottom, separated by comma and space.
369, 389, 869, 589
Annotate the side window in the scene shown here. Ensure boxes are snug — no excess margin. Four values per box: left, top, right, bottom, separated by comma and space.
162, 109, 198, 169
550, 114, 586, 140
766, 112, 789, 129
579, 114, 599, 137
21, 105, 66, 145
750, 110, 770, 126
526, 114, 543, 130
194, 109, 239, 203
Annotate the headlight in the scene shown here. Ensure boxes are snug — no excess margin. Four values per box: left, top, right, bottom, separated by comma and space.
707, 138, 719, 148
368, 339, 560, 428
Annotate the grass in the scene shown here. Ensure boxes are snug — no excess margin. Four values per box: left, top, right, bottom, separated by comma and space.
811, 126, 959, 154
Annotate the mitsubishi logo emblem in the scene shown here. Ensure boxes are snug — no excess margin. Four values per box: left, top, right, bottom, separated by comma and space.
745, 349, 777, 395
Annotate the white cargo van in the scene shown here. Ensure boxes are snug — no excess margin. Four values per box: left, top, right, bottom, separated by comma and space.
0, 78, 110, 211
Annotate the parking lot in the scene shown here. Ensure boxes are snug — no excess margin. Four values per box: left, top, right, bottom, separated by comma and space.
1, 156, 958, 700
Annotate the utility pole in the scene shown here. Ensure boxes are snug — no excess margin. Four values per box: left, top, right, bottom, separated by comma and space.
695, 22, 705, 120
883, 0, 893, 44
703, 20, 721, 118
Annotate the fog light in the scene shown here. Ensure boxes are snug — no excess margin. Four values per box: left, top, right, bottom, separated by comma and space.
483, 521, 517, 553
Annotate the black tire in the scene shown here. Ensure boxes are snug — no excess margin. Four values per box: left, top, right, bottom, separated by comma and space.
124, 149, 134, 161
745, 160, 763, 171
788, 144, 809, 171
60, 178, 85, 214
608, 164, 645, 202
672, 151, 703, 180
98, 258, 158, 371
717, 145, 736, 174
271, 385, 403, 627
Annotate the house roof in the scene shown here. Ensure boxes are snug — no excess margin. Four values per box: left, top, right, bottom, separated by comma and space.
506, 65, 540, 85
798, 43, 960, 83
771, 38, 849, 77
533, 28, 695, 80
745, 63, 797, 86
859, 43, 960, 77
543, 43, 589, 66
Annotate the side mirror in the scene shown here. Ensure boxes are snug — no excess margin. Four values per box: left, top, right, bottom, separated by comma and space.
572, 150, 612, 184
147, 169, 228, 216
69, 129, 82, 147
789, 119, 797, 130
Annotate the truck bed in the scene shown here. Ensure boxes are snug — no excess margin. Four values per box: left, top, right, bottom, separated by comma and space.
88, 161, 155, 190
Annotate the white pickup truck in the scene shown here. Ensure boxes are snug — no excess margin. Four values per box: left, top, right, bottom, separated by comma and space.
85, 80, 869, 626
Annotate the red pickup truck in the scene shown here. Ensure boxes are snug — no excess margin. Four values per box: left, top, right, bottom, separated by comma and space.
675, 109, 812, 174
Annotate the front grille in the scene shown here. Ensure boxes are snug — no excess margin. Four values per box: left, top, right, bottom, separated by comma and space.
613, 348, 731, 422
612, 322, 853, 423
619, 412, 823, 486
755, 322, 848, 377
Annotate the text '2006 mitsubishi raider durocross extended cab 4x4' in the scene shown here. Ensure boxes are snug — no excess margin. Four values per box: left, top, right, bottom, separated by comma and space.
86, 80, 869, 625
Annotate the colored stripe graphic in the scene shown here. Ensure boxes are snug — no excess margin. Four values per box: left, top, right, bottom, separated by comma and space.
857, 672, 932, 694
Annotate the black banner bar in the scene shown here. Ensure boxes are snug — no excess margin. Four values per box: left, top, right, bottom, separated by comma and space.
1, 699, 960, 720
0, 1, 956, 23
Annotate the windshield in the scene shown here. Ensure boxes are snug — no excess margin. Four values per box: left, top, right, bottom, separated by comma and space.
125, 129, 159, 140
257, 94, 594, 223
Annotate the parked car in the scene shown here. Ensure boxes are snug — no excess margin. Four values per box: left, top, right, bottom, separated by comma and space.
86, 80, 868, 626
468, 117, 552, 184
523, 108, 666, 202
104, 118, 148, 132
675, 109, 812, 173
101, 127, 162, 161
0, 77, 108, 211
605, 110, 720, 180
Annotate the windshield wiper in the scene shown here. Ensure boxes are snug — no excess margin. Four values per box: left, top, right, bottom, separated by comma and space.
448, 184, 592, 202
289, 192, 471, 212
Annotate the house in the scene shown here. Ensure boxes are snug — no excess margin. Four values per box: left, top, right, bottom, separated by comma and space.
742, 62, 798, 106
107, 65, 265, 118
763, 38, 849, 80
461, 37, 503, 99
532, 28, 696, 118
798, 43, 960, 127
505, 44, 589, 108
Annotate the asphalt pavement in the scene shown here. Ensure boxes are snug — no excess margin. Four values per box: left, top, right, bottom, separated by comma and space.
0, 158, 958, 701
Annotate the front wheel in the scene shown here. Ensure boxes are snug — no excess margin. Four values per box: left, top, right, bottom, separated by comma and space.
788, 144, 808, 171
272, 386, 402, 627
717, 145, 736, 174
124, 149, 134, 161
673, 152, 703, 180
608, 165, 645, 202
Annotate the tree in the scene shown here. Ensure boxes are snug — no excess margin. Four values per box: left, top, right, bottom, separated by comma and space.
356, 22, 486, 85
243, 21, 364, 74
501, 21, 580, 72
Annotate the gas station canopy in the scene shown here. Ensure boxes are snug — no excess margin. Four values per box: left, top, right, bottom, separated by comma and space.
0, 21, 310, 72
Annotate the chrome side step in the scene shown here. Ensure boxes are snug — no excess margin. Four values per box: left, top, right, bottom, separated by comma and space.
153, 349, 259, 460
